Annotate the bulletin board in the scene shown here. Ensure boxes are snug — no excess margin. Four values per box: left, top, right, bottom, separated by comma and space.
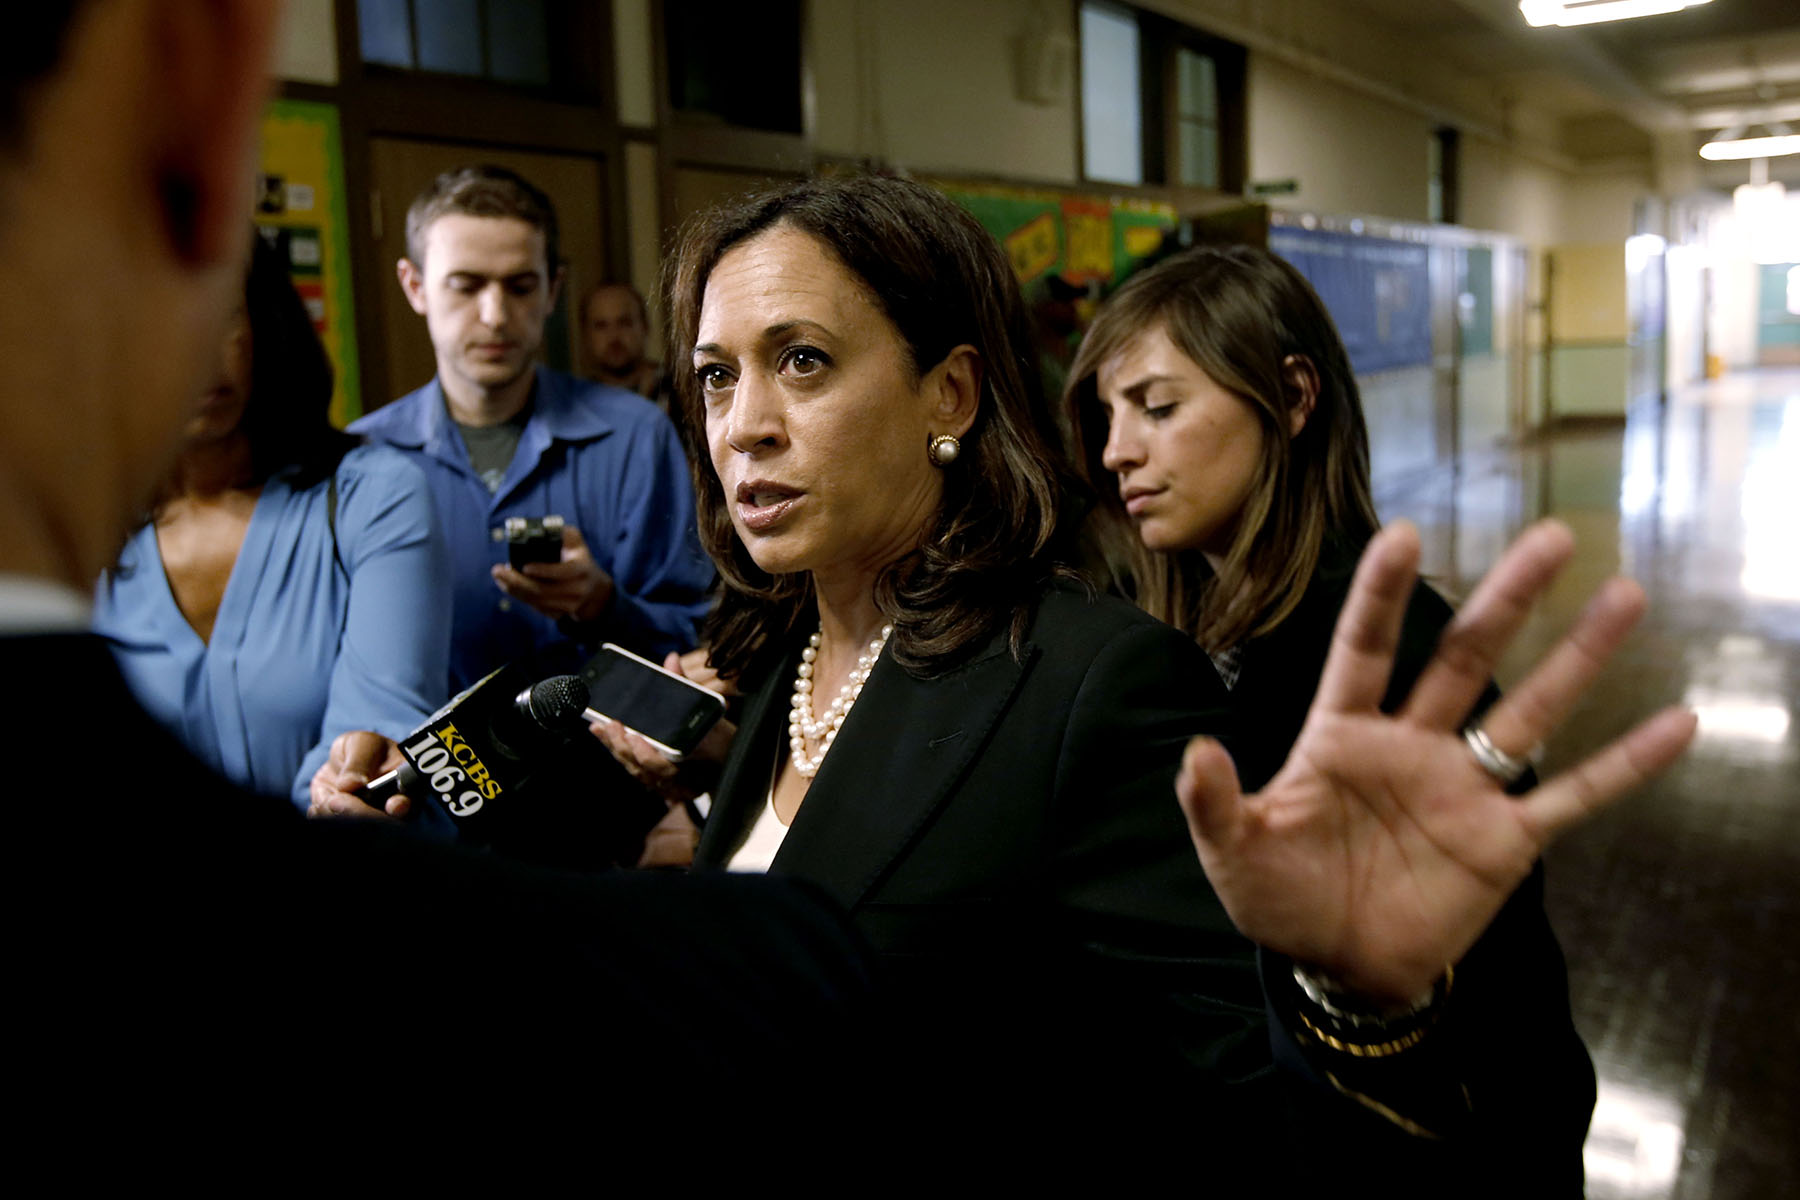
256, 98, 361, 425
1268, 226, 1432, 374
935, 181, 1176, 289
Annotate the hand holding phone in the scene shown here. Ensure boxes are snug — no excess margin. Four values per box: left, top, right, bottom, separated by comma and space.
580, 644, 727, 761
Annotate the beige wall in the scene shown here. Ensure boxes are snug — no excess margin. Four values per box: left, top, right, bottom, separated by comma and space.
1246, 56, 1432, 222
614, 0, 657, 128
268, 3, 1650, 258
276, 0, 337, 85
1561, 170, 1652, 245
1549, 244, 1628, 342
1461, 139, 1566, 249
623, 141, 664, 341
811, 0, 1079, 182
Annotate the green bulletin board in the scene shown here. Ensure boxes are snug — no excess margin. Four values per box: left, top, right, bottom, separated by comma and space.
256, 98, 361, 426
935, 181, 1176, 290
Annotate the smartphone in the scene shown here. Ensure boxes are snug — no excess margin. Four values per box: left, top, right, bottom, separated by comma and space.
504, 515, 565, 569
579, 643, 726, 760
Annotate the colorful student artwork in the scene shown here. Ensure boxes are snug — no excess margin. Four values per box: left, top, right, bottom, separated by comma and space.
936, 182, 1177, 291
257, 99, 361, 426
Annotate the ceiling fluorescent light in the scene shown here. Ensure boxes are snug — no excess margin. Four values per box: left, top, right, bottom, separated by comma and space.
1701, 123, 1800, 160
1520, 0, 1711, 27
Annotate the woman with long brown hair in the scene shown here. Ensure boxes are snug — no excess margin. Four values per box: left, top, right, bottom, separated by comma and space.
1067, 242, 1611, 1178
1067, 243, 1408, 790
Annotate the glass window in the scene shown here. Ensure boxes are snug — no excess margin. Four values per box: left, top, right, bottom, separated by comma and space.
359, 0, 413, 68
415, 0, 483, 76
357, 1, 563, 91
1428, 133, 1444, 223
1177, 48, 1217, 123
1081, 2, 1143, 185
666, 0, 804, 134
1429, 127, 1459, 224
1079, 3, 1244, 191
488, 0, 550, 87
1179, 122, 1220, 190
1175, 47, 1219, 187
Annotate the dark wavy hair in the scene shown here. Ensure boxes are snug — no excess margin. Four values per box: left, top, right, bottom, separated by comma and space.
664, 174, 1081, 680
241, 231, 355, 489
1066, 244, 1379, 651
121, 235, 352, 560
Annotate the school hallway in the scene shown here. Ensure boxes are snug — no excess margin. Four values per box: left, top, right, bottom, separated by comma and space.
1385, 367, 1800, 1200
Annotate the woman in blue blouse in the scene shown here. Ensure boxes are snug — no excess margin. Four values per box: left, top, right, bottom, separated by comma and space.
95, 235, 450, 813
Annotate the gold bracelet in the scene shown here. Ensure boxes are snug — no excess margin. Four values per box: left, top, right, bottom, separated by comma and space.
1295, 1009, 1433, 1058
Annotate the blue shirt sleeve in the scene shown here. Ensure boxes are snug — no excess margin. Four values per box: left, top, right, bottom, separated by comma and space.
292, 447, 453, 828
579, 411, 713, 660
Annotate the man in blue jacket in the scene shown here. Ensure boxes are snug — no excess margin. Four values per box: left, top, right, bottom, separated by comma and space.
352, 166, 711, 693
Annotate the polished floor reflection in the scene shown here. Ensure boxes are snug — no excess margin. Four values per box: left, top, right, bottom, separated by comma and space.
1384, 368, 1800, 1200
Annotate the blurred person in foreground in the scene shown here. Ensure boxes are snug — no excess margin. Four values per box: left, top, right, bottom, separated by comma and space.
0, 0, 877, 1157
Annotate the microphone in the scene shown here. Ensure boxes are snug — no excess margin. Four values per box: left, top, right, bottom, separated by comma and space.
360, 666, 591, 835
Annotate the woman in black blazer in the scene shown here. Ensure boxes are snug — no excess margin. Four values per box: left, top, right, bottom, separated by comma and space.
610, 176, 1692, 1172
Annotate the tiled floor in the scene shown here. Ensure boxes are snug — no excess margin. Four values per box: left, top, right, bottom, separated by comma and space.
1385, 369, 1800, 1200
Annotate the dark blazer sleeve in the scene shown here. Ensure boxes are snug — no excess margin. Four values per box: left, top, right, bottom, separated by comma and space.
1033, 614, 1283, 1092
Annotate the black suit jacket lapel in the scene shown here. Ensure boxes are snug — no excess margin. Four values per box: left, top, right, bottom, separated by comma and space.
697, 631, 1035, 913
694, 649, 791, 868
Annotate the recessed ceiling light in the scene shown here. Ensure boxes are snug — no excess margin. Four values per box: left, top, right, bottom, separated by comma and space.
1700, 124, 1800, 160
1519, 0, 1712, 28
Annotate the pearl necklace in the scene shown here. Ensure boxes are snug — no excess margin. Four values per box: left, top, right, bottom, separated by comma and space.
788, 622, 893, 779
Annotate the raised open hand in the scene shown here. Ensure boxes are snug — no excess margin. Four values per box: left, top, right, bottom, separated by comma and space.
1177, 519, 1697, 1002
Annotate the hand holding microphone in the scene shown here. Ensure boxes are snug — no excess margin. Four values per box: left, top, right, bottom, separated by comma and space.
309, 666, 593, 837
308, 730, 410, 820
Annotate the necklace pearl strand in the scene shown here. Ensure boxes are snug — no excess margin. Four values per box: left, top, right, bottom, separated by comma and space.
788, 622, 894, 779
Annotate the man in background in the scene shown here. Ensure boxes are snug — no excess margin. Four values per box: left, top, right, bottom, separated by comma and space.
353, 168, 709, 692
581, 279, 673, 413
348, 170, 706, 864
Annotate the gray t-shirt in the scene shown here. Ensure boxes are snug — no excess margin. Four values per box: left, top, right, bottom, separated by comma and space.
453, 407, 530, 494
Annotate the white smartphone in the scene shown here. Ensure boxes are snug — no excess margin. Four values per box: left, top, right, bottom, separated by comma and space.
579, 643, 726, 761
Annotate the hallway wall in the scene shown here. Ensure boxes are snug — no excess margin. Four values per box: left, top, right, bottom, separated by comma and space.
1246, 56, 1432, 223
810, 0, 1080, 182
266, 2, 1679, 439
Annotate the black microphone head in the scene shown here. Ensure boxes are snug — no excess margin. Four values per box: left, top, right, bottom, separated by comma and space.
521, 674, 590, 732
